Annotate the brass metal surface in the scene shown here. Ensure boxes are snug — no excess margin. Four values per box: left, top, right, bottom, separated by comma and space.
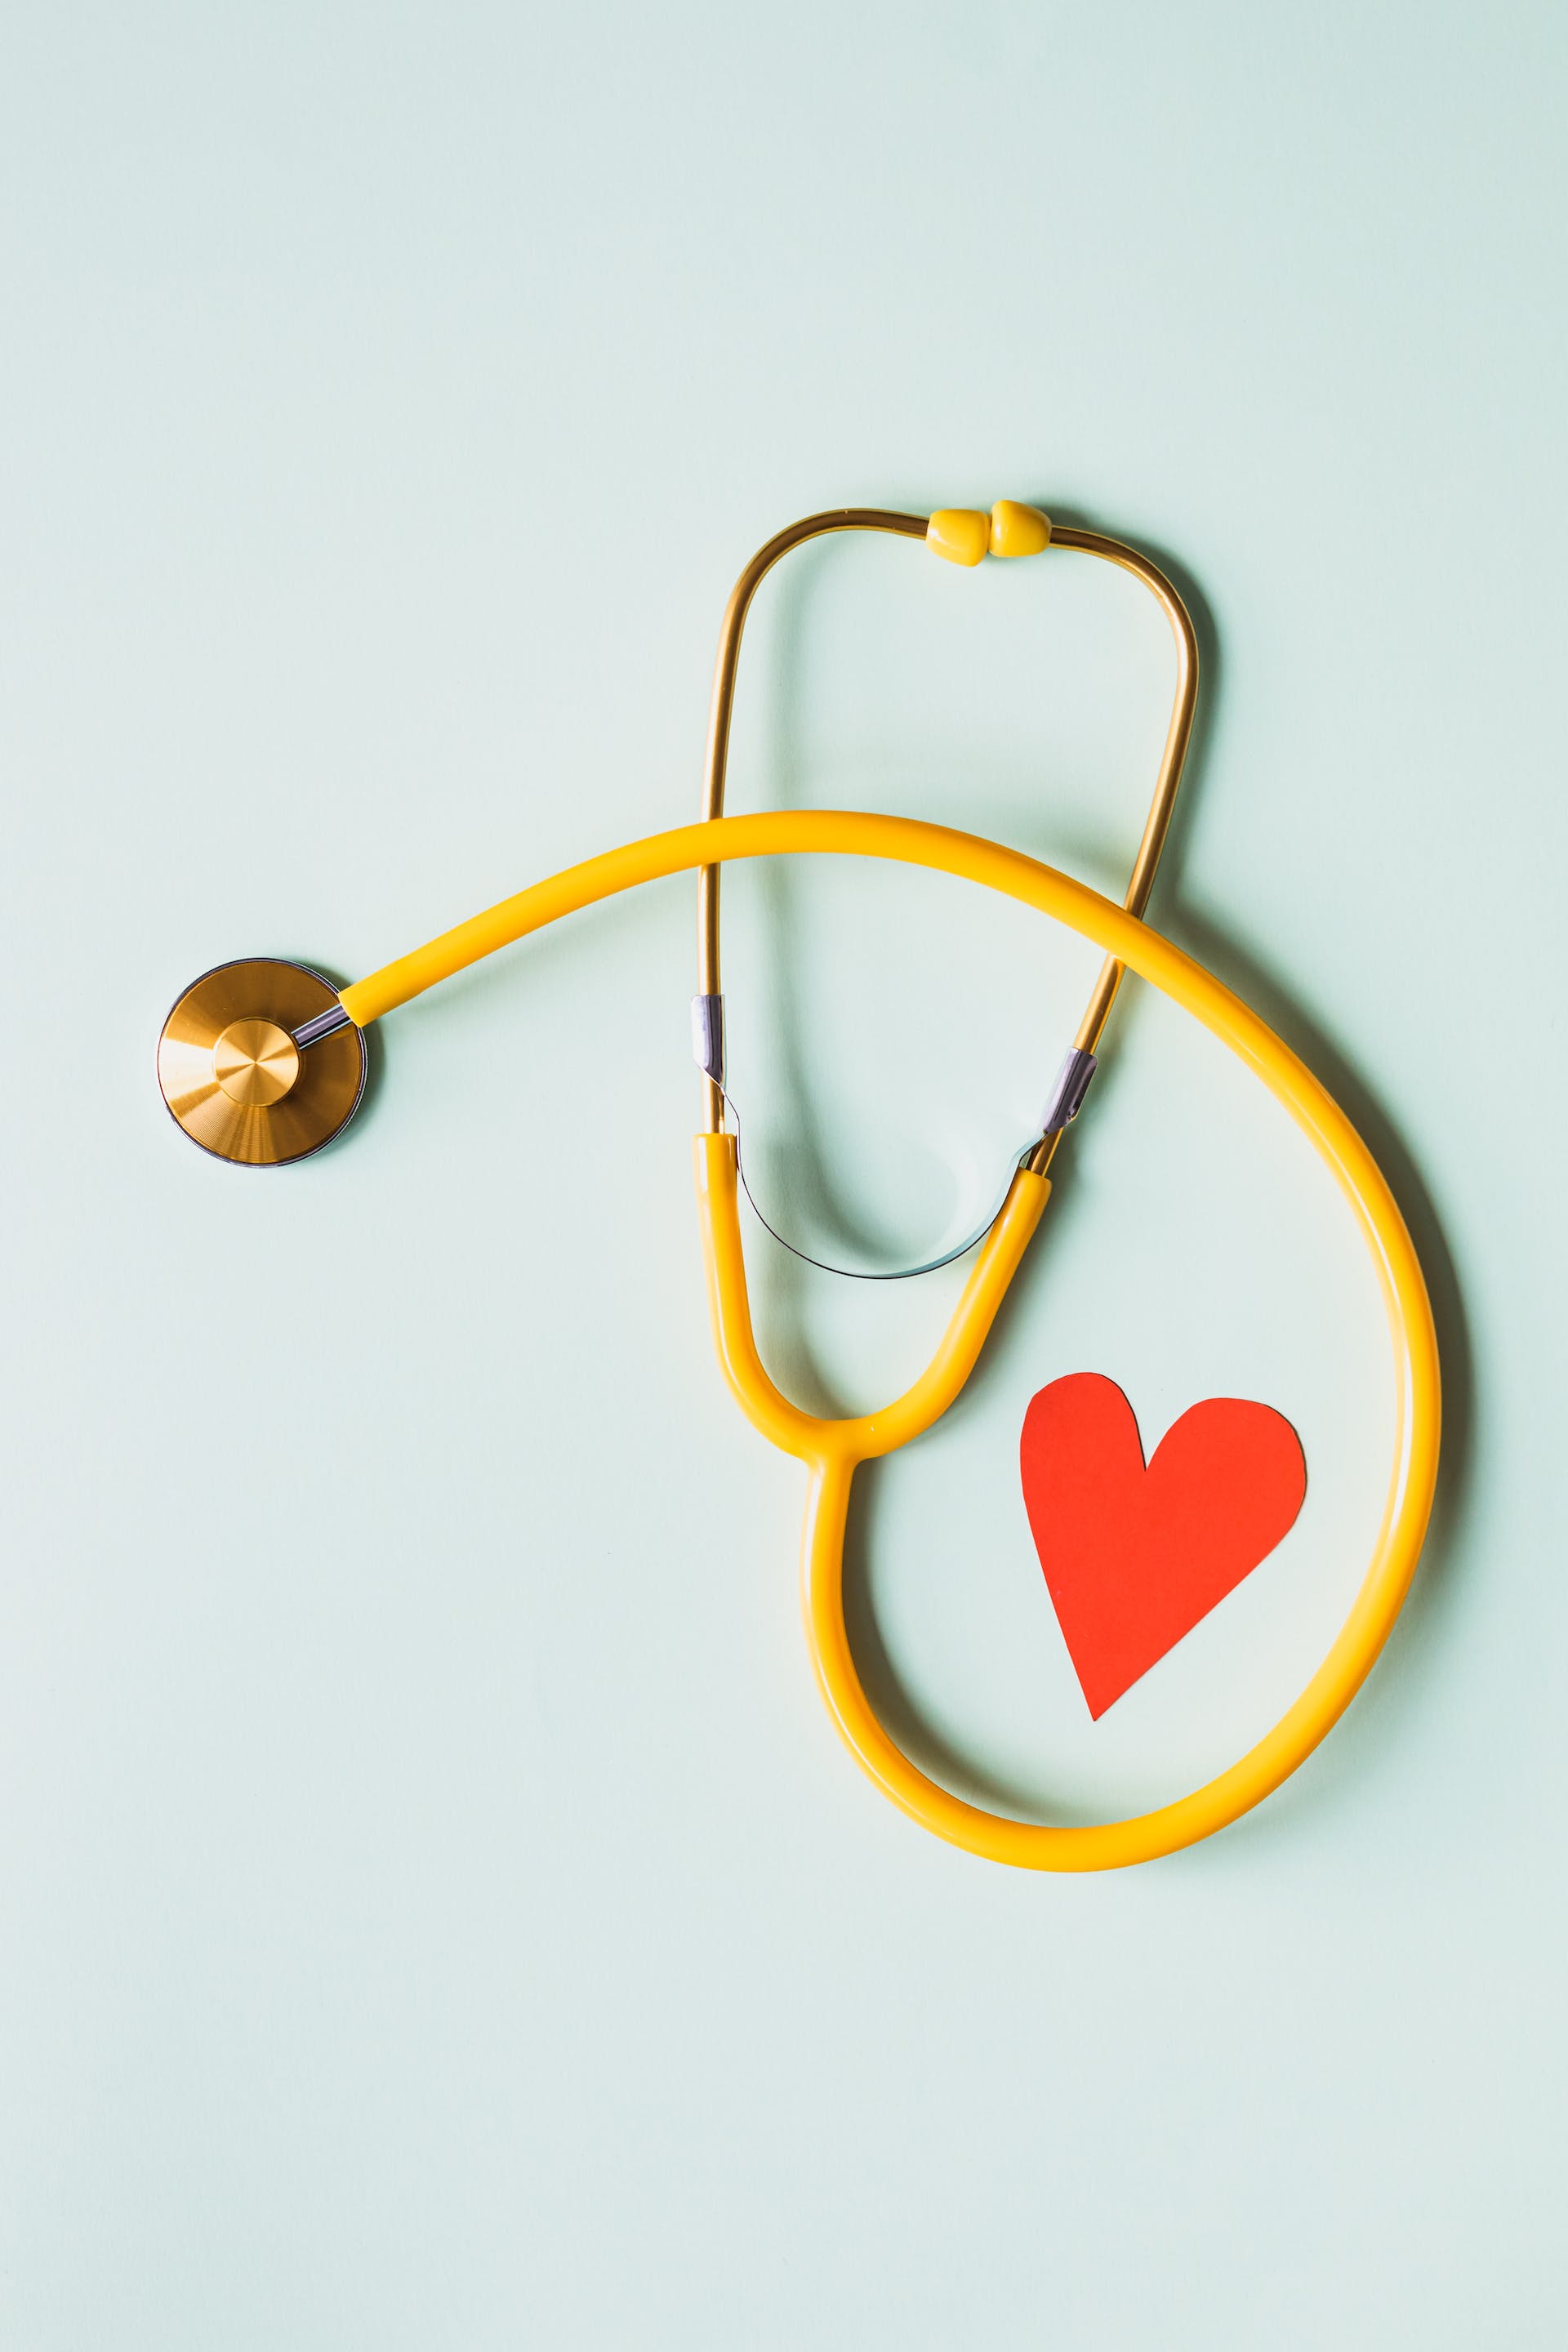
158, 959, 365, 1165
693, 508, 1198, 1170
212, 1018, 301, 1107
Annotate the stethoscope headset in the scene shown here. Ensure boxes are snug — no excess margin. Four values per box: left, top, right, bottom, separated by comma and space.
158, 497, 1441, 1871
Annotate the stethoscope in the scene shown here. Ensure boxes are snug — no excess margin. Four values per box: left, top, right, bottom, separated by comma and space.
158, 497, 1441, 1871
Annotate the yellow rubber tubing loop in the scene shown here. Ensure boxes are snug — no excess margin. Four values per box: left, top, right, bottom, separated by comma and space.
341, 811, 1440, 1871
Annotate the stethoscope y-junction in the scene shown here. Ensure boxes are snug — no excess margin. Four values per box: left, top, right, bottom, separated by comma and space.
158, 497, 1441, 1870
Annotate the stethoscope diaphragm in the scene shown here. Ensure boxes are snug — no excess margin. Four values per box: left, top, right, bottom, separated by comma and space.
157, 956, 364, 1167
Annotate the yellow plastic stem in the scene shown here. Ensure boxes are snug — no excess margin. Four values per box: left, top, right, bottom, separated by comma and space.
694, 1135, 1049, 1464
340, 809, 1441, 1870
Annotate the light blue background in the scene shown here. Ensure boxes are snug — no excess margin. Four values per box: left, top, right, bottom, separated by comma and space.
2, 3, 1564, 2344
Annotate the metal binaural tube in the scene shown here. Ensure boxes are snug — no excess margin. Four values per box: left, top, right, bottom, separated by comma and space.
695, 508, 928, 1129
692, 506, 1199, 1173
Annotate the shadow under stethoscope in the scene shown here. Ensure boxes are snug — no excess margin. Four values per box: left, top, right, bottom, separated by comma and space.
737, 508, 1476, 1847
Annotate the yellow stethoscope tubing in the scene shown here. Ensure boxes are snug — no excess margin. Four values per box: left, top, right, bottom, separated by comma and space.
339, 808, 1440, 1871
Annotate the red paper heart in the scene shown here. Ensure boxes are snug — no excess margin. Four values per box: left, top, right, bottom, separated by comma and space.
1020, 1374, 1307, 1719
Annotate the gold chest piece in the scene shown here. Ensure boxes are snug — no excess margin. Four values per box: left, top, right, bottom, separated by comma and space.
157, 958, 365, 1166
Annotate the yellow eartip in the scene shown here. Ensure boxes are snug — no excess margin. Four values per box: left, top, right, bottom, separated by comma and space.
925, 508, 991, 567
990, 500, 1052, 558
